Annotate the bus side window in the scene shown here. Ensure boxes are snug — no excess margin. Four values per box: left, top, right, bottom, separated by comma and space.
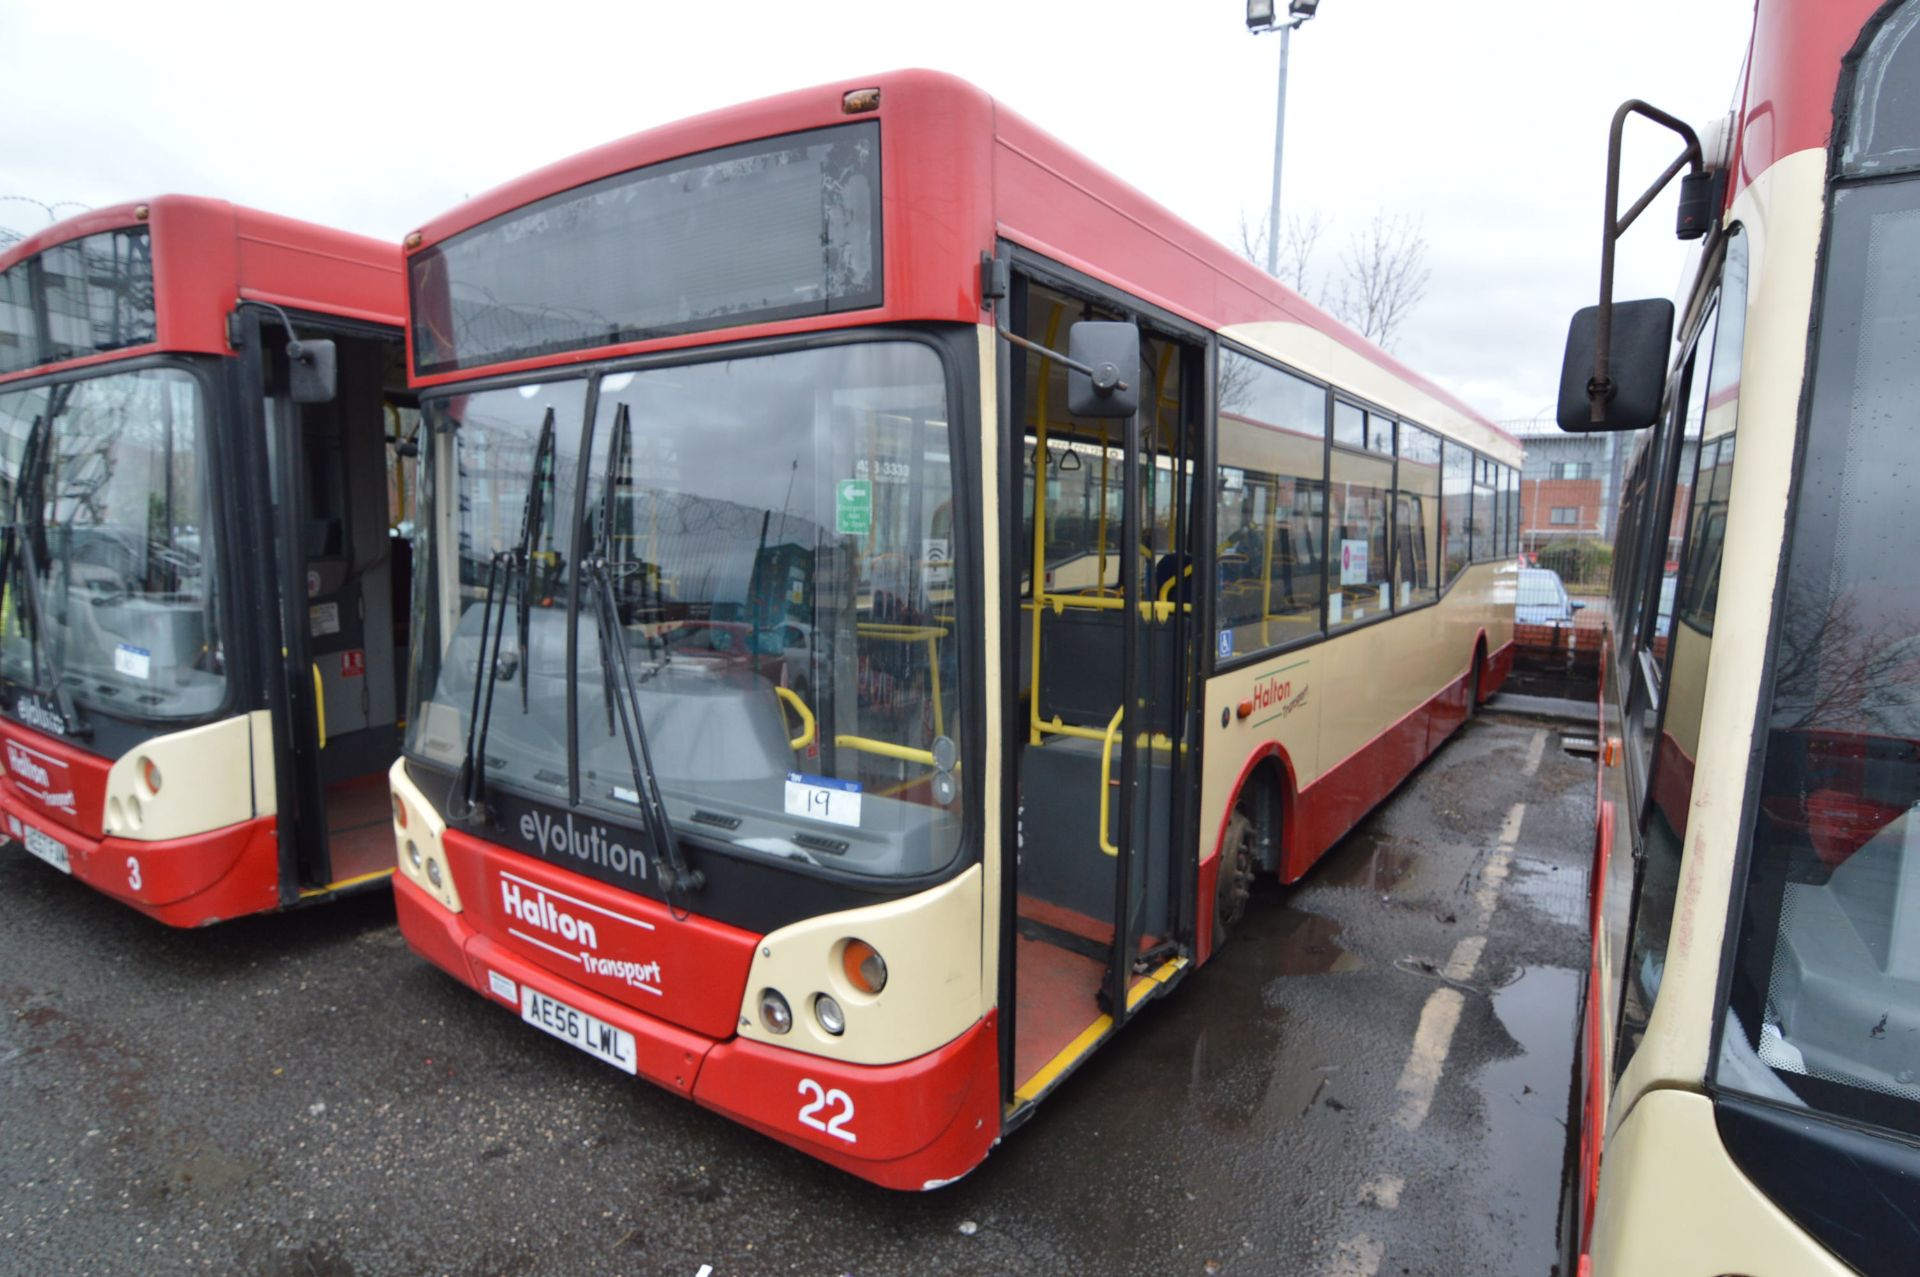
1615, 229, 1748, 1072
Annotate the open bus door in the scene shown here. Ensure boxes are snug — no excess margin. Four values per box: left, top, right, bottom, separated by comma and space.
245, 309, 413, 900
1005, 272, 1202, 1114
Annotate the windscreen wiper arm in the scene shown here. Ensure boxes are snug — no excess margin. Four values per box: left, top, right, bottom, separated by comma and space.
1, 415, 87, 739
451, 407, 555, 822
584, 401, 702, 906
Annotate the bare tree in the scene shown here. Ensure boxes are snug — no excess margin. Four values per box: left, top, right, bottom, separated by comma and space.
0, 196, 93, 253
1236, 208, 1329, 303
1331, 211, 1432, 352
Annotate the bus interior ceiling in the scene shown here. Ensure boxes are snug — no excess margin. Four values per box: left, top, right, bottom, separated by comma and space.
287, 332, 414, 886
1011, 281, 1198, 1095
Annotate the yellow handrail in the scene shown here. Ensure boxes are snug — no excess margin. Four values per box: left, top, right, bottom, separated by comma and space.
312, 664, 327, 749
1098, 705, 1124, 857
774, 686, 815, 751
835, 734, 936, 767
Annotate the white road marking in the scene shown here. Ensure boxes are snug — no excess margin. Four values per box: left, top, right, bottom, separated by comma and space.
1393, 987, 1465, 1132
1442, 934, 1486, 983
1327, 728, 1547, 1276
1522, 728, 1548, 778
1358, 1174, 1404, 1209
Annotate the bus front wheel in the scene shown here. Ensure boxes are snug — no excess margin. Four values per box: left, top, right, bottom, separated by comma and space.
1215, 805, 1256, 951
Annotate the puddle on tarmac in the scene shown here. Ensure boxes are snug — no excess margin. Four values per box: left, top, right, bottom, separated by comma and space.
1315, 828, 1420, 894
1504, 856, 1590, 929
1260, 909, 1366, 977
1476, 965, 1581, 1275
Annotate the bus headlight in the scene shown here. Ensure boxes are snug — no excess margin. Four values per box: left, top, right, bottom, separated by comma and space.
759, 989, 793, 1034
842, 939, 887, 994
814, 994, 845, 1036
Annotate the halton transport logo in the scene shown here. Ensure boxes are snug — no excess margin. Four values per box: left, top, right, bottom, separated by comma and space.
498, 874, 664, 997
4, 739, 75, 814
1249, 671, 1310, 721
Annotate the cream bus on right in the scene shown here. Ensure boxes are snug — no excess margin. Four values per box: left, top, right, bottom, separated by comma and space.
1561, 1, 1920, 1274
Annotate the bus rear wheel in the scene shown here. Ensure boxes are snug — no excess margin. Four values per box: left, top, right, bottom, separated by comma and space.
1215, 805, 1256, 951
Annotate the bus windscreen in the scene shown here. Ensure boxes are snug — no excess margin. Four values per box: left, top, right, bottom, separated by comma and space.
409, 122, 882, 377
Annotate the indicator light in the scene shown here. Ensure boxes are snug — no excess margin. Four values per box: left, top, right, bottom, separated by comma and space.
760, 989, 793, 1034
393, 794, 408, 829
843, 939, 888, 994
141, 757, 162, 794
842, 88, 881, 114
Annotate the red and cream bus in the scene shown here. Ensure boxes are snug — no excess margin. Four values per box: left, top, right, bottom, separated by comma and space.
391, 70, 1520, 1189
1564, 2, 1920, 1272
0, 197, 414, 925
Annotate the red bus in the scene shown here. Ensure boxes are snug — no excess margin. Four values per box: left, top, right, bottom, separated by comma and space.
1562, 1, 1920, 1272
0, 196, 414, 925
392, 71, 1519, 1189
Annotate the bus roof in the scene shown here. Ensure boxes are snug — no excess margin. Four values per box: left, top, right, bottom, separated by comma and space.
407, 69, 1515, 461
0, 194, 403, 386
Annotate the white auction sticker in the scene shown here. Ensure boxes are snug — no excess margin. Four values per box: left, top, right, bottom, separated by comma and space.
784, 772, 862, 828
113, 644, 152, 680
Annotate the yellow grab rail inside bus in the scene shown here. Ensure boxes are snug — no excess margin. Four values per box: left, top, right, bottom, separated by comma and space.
774, 686, 816, 751
835, 734, 937, 767
312, 663, 327, 749
1098, 705, 1124, 857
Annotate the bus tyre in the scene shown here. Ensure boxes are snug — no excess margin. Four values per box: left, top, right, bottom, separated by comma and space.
1216, 806, 1256, 950
1466, 649, 1484, 722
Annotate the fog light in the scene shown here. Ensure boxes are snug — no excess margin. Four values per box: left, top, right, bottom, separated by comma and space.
815, 994, 845, 1036
759, 989, 792, 1034
141, 757, 162, 794
392, 794, 407, 829
406, 840, 422, 871
426, 856, 443, 888
843, 939, 888, 994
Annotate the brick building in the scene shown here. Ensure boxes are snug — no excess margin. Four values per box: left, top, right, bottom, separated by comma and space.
1509, 427, 1627, 552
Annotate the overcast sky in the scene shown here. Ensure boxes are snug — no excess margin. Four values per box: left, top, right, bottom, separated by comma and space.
0, 0, 1758, 427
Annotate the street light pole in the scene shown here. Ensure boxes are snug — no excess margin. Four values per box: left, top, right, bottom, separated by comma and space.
1247, 0, 1320, 278
1267, 23, 1292, 276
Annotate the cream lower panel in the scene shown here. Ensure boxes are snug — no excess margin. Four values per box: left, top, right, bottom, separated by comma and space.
102, 713, 259, 841
1196, 564, 1508, 867
1615, 147, 1828, 1112
1590, 1088, 1851, 1276
1200, 646, 1323, 867
390, 758, 460, 912
735, 863, 983, 1067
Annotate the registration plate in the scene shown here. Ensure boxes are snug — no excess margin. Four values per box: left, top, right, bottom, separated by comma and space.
520, 986, 636, 1075
21, 824, 70, 875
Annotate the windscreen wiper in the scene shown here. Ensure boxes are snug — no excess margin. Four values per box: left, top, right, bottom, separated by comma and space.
0, 415, 87, 739
584, 401, 703, 906
450, 407, 555, 822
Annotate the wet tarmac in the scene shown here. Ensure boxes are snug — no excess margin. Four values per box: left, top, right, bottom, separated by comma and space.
0, 705, 1593, 1276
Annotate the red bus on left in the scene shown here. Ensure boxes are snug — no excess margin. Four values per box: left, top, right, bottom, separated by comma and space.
0, 195, 413, 925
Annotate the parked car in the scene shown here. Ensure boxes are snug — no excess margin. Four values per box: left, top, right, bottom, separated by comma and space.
1516, 566, 1585, 625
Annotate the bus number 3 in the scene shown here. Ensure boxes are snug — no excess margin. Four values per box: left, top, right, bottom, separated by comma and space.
796, 1078, 856, 1144
126, 856, 142, 892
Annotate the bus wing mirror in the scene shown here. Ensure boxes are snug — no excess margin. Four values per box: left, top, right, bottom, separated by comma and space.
288, 338, 339, 404
1556, 299, 1672, 432
1066, 321, 1141, 418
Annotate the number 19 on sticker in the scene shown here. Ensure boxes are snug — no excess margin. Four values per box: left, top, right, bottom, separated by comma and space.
784, 772, 862, 828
